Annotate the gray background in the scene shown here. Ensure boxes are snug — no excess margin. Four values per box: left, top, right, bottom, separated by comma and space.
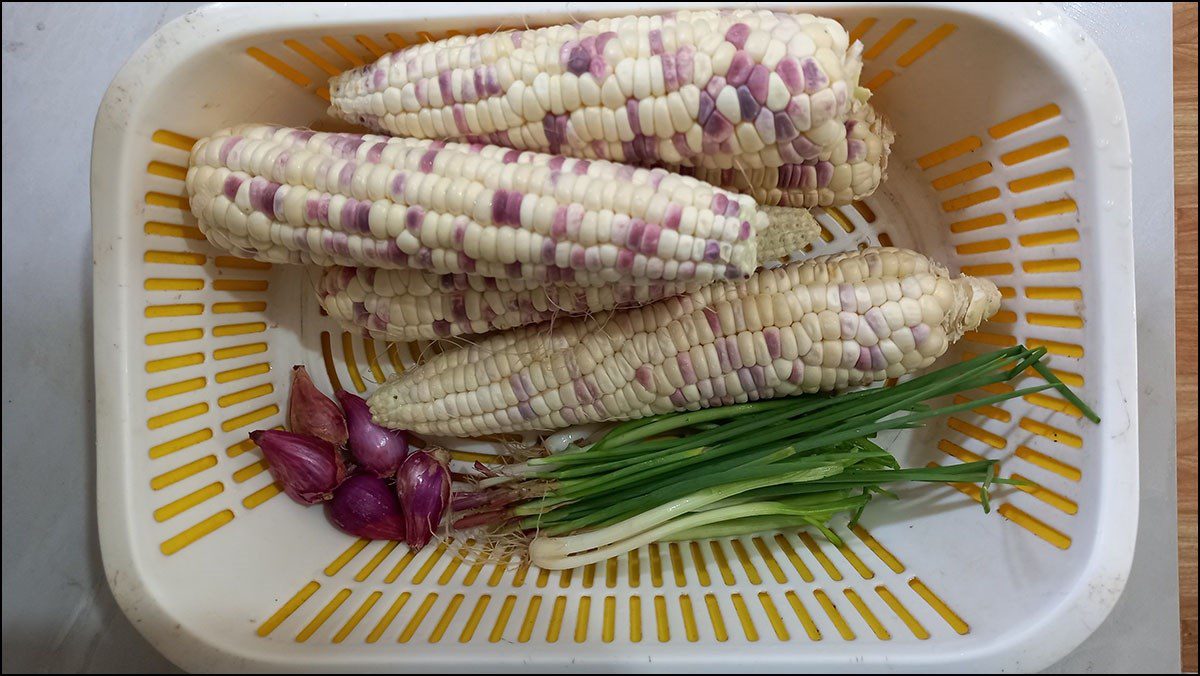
0, 2, 1179, 672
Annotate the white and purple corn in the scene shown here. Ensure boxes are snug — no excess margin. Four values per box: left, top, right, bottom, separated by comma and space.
186, 124, 822, 291
328, 10, 885, 206
367, 248, 1002, 436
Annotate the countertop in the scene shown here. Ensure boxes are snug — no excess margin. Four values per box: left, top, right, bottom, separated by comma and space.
0, 2, 1182, 672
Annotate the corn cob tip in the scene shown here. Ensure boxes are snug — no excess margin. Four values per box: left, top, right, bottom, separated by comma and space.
755, 206, 820, 263
951, 275, 1002, 340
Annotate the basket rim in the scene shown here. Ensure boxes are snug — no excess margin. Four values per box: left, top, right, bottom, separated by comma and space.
91, 2, 1140, 672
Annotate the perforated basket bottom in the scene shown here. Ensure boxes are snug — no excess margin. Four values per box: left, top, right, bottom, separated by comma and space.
128, 12, 1097, 654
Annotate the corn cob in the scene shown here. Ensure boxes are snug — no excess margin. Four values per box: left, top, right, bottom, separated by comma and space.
187, 124, 819, 292
368, 248, 1002, 436
327, 10, 887, 206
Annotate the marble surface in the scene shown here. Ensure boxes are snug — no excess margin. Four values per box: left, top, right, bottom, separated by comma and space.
0, 3, 1178, 672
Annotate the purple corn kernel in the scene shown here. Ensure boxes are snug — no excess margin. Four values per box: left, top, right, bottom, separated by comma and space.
801, 57, 828, 92
725, 23, 750, 48
737, 86, 760, 121
788, 359, 805, 385
704, 113, 734, 142
856, 346, 872, 371
764, 327, 782, 359
816, 161, 834, 187
640, 224, 662, 254
726, 51, 753, 86
675, 46, 695, 85
567, 46, 590, 75
774, 112, 798, 142
338, 161, 357, 189
649, 29, 664, 55
406, 206, 425, 233
870, 345, 887, 371
776, 57, 804, 94
663, 203, 683, 230
800, 165, 817, 189
218, 135, 242, 164
739, 220, 752, 240
669, 390, 688, 407
912, 323, 930, 344
677, 353, 697, 384
847, 139, 867, 163
390, 173, 407, 199
747, 65, 770, 103
704, 240, 722, 262
223, 174, 244, 201
792, 134, 820, 160
661, 51, 678, 90
438, 71, 453, 101
698, 91, 716, 125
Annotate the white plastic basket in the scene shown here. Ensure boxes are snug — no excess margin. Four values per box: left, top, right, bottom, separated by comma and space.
91, 3, 1139, 672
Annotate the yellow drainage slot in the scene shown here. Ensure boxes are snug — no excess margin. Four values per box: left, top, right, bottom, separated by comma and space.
1016, 445, 1082, 481
147, 402, 208, 430
845, 589, 890, 640
1023, 258, 1082, 274
627, 551, 643, 587
784, 591, 822, 640
645, 545, 665, 587
724, 595, 753, 643
355, 34, 387, 57
385, 342, 408, 374
952, 395, 1011, 422
989, 104, 1061, 139
938, 438, 986, 463
875, 586, 929, 639
145, 328, 203, 346
1039, 367, 1084, 387
333, 591, 382, 643
144, 193, 189, 210
221, 404, 279, 432
215, 256, 271, 270
436, 544, 468, 582
319, 331, 344, 393
954, 237, 1010, 255
145, 303, 203, 318
947, 417, 1006, 448
1027, 312, 1083, 329
998, 503, 1072, 548
897, 23, 956, 66
1026, 337, 1084, 358
629, 596, 644, 642
483, 557, 511, 587
1019, 417, 1083, 448
667, 543, 687, 586
1026, 285, 1083, 300
212, 301, 266, 314
437, 552, 466, 586
152, 129, 197, 150
680, 595, 700, 641
146, 377, 205, 401
154, 481, 224, 522
242, 483, 281, 509
227, 435, 259, 458
826, 207, 856, 233
704, 594, 729, 641
258, 581, 321, 637
1001, 136, 1070, 165
990, 309, 1018, 324
850, 526, 905, 573
385, 33, 407, 49
708, 542, 735, 585
774, 534, 815, 581
326, 539, 371, 576
571, 597, 590, 643
284, 39, 340, 75
535, 566, 551, 588
214, 342, 268, 360
246, 47, 311, 86
752, 537, 788, 583
851, 201, 876, 223
232, 460, 268, 484
1015, 199, 1077, 221
147, 161, 188, 181
297, 588, 351, 642
950, 213, 1006, 233
412, 543, 449, 584
863, 18, 915, 59
909, 578, 969, 633
817, 223, 835, 242
429, 594, 463, 643
458, 596, 490, 642
160, 509, 233, 555
145, 278, 203, 291
848, 17, 877, 44
689, 542, 712, 586
341, 332, 367, 392
1020, 230, 1081, 250
799, 532, 842, 580
941, 187, 1001, 212
959, 262, 1014, 277
362, 339, 387, 385
1009, 167, 1075, 193
579, 562, 595, 588
932, 162, 992, 190
215, 362, 270, 385
366, 592, 410, 643
416, 30, 438, 42
653, 596, 670, 641
876, 231, 893, 247
397, 593, 438, 643
320, 36, 364, 67
145, 221, 204, 240
863, 69, 894, 91
383, 550, 417, 583
601, 596, 616, 642
355, 540, 398, 581
488, 596, 517, 642
212, 278, 269, 292
1011, 473, 1078, 514
218, 383, 274, 408
918, 136, 981, 169
813, 589, 855, 640
759, 593, 789, 640
511, 561, 532, 588
999, 286, 1017, 298
834, 541, 875, 579
962, 330, 1017, 347
730, 540, 762, 584
461, 554, 487, 587
149, 428, 212, 459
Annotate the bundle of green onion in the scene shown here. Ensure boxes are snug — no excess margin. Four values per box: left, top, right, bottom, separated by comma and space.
450, 346, 1097, 569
